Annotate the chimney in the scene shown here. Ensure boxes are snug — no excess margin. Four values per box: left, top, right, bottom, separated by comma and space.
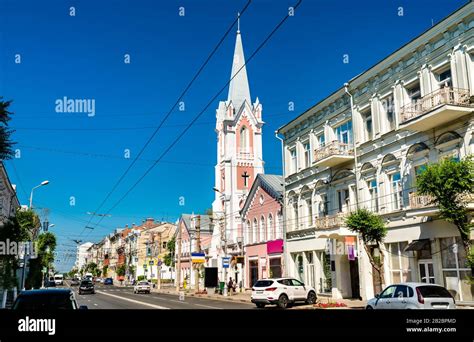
145, 218, 154, 228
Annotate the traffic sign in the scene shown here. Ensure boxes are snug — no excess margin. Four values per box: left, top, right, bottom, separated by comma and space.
191, 252, 205, 264
222, 257, 230, 268
149, 260, 154, 265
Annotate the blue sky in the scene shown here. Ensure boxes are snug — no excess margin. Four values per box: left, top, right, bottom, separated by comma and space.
0, 0, 467, 271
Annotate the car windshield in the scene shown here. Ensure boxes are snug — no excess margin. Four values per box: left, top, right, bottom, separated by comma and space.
417, 285, 452, 298
81, 281, 92, 286
253, 280, 274, 287
138, 282, 149, 285
13, 293, 75, 310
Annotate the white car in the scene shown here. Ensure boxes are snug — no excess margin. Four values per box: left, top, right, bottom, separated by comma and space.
251, 278, 317, 309
134, 281, 151, 294
366, 282, 455, 309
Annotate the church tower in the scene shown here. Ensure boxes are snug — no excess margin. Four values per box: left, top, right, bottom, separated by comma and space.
210, 20, 264, 282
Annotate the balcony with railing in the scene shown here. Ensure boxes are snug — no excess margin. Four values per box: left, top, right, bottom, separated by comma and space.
314, 212, 348, 230
237, 148, 254, 160
313, 141, 354, 168
400, 87, 473, 131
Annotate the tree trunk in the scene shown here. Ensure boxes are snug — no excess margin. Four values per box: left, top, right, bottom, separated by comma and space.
363, 243, 385, 290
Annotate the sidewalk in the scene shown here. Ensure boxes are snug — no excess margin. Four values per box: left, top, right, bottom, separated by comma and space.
151, 287, 252, 304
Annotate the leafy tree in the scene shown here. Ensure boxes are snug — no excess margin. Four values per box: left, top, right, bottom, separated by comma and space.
0, 215, 30, 289
116, 264, 126, 277
164, 236, 176, 267
16, 209, 41, 239
102, 265, 108, 277
26, 232, 56, 289
345, 209, 387, 286
0, 98, 15, 160
416, 156, 474, 268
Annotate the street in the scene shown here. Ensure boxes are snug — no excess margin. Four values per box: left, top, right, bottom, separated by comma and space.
70, 284, 255, 310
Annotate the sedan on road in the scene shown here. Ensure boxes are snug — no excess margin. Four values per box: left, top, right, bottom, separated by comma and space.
12, 289, 87, 310
251, 278, 317, 309
134, 281, 151, 294
78, 280, 95, 295
104, 278, 113, 285
366, 282, 455, 309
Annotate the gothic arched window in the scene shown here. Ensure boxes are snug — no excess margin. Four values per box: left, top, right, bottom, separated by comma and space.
240, 126, 249, 152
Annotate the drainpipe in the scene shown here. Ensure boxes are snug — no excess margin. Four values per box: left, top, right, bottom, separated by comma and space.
344, 83, 360, 211
275, 131, 288, 277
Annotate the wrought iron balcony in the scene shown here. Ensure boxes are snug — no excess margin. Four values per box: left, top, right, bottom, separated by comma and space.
314, 212, 348, 230
313, 141, 354, 168
400, 87, 473, 131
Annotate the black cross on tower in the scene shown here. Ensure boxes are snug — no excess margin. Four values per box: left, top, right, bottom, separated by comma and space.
242, 171, 250, 187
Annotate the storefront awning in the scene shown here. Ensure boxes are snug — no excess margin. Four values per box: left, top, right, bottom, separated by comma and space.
404, 239, 430, 252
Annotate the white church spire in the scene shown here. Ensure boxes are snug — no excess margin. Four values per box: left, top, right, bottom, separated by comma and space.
227, 14, 251, 110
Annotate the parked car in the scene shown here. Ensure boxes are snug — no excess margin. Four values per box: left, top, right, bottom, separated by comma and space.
104, 278, 113, 285
78, 280, 95, 295
95, 277, 102, 284
366, 283, 455, 309
54, 274, 64, 285
251, 278, 317, 309
133, 281, 151, 294
70, 278, 80, 286
12, 289, 87, 310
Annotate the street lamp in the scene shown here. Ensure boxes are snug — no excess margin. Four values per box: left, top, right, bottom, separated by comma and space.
213, 187, 229, 296
22, 180, 50, 290
29, 180, 49, 209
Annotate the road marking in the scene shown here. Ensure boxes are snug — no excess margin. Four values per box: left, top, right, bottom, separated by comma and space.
96, 291, 170, 309
194, 304, 223, 309
94, 303, 98, 306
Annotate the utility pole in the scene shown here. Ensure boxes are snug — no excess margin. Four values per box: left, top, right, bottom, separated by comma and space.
195, 215, 201, 292
157, 231, 162, 290
221, 213, 228, 296
176, 223, 182, 292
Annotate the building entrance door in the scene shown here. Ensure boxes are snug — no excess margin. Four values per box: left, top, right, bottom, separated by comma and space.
349, 258, 360, 299
418, 260, 435, 284
249, 260, 259, 287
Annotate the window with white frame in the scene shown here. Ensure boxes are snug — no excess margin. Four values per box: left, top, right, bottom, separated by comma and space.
268, 214, 273, 241
252, 218, 258, 243
381, 94, 396, 130
303, 141, 311, 168
337, 189, 350, 213
388, 241, 412, 283
390, 172, 403, 211
440, 237, 472, 301
335, 120, 352, 145
306, 198, 313, 227
319, 193, 328, 217
290, 148, 297, 174
362, 109, 373, 142
407, 81, 421, 102
260, 216, 265, 242
435, 65, 452, 88
367, 179, 379, 212
318, 134, 325, 147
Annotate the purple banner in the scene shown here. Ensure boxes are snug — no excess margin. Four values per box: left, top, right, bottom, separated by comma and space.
267, 239, 283, 254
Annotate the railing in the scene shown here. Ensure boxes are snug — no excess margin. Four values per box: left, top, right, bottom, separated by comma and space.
237, 148, 254, 160
314, 212, 348, 229
314, 141, 354, 163
400, 87, 472, 123
408, 192, 436, 209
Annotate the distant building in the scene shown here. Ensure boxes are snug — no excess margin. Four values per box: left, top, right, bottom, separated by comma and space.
75, 242, 93, 271
0, 161, 20, 222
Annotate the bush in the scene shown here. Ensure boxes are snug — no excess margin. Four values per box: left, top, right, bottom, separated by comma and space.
137, 275, 146, 281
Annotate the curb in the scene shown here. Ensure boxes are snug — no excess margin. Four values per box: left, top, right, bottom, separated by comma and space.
151, 289, 252, 304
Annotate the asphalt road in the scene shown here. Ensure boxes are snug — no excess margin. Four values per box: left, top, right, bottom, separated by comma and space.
69, 284, 255, 310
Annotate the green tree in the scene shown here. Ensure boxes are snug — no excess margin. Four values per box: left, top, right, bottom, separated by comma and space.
116, 264, 126, 277
164, 236, 176, 267
416, 156, 474, 267
16, 209, 41, 239
102, 265, 108, 277
0, 98, 15, 160
26, 232, 56, 289
0, 214, 30, 289
345, 209, 387, 286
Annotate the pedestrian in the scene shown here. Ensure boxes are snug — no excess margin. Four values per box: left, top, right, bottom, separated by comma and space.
227, 277, 234, 295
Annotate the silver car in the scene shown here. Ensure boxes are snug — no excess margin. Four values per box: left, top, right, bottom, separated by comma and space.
366, 282, 455, 309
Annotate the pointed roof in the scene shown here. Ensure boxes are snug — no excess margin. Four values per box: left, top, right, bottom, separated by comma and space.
240, 174, 284, 217
227, 28, 251, 110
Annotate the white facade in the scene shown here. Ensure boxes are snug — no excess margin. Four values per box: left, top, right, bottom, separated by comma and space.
278, 3, 474, 302
210, 26, 265, 283
75, 242, 93, 271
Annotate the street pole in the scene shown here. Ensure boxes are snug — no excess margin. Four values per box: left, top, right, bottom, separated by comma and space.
195, 215, 201, 292
222, 212, 228, 297
176, 222, 182, 292
158, 231, 162, 290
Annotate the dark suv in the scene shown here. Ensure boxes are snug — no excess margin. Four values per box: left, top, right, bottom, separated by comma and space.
78, 280, 95, 295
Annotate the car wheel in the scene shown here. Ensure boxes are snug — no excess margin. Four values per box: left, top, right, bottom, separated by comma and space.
366, 305, 374, 310
306, 291, 317, 305
256, 303, 265, 308
278, 294, 289, 309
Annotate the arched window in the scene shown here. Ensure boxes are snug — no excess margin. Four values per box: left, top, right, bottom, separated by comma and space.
260, 216, 265, 242
240, 126, 249, 152
277, 211, 283, 239
268, 214, 273, 241
246, 220, 251, 245
252, 218, 258, 244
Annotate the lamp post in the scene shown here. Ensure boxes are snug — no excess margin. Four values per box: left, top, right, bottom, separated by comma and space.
213, 187, 229, 296
22, 180, 50, 290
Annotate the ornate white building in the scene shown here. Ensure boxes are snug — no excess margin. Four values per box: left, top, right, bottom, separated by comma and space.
210, 24, 265, 285
278, 2, 474, 302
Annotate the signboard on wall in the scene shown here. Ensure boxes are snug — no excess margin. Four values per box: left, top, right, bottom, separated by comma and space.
204, 267, 218, 288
